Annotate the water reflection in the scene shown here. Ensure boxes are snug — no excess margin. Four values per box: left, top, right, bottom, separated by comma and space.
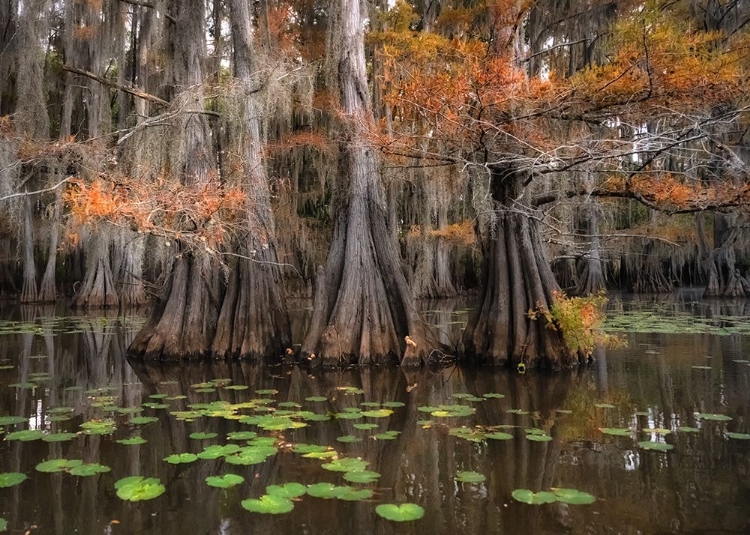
0, 303, 748, 534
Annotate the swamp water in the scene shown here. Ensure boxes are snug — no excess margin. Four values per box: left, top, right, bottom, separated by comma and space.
0, 298, 748, 534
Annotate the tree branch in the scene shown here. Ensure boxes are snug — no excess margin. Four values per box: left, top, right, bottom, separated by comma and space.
117, 0, 176, 23
0, 177, 71, 203
63, 65, 170, 107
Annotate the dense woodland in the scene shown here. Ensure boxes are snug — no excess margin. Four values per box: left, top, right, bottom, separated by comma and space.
1, 0, 749, 368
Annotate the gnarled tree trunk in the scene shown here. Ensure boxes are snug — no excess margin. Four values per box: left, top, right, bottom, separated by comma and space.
301, 0, 437, 367
209, 0, 291, 360
114, 230, 147, 308
576, 199, 606, 295
20, 195, 38, 303
462, 170, 572, 370
38, 187, 63, 302
73, 230, 119, 308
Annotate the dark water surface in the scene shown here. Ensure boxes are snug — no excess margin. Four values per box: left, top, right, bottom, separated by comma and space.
0, 299, 749, 534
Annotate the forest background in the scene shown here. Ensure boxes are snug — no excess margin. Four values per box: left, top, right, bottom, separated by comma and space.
1, 0, 749, 369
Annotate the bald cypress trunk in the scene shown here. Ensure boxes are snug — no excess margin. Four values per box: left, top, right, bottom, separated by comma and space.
20, 195, 38, 303
209, 0, 292, 360
462, 170, 572, 369
73, 230, 119, 308
301, 0, 437, 367
15, 0, 50, 140
38, 187, 63, 302
576, 200, 606, 296
129, 0, 221, 360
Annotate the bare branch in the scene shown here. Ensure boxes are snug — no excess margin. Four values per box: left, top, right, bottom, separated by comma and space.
63, 65, 170, 107
0, 177, 71, 203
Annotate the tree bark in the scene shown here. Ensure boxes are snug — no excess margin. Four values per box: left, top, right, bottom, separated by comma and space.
20, 194, 38, 303
72, 230, 119, 308
15, 0, 50, 140
301, 0, 438, 367
38, 187, 63, 302
114, 230, 147, 307
576, 199, 606, 295
461, 170, 573, 369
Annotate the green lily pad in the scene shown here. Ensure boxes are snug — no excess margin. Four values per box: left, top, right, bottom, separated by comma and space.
266, 482, 307, 499
302, 450, 337, 459
353, 423, 379, 430
189, 432, 218, 440
206, 473, 245, 488
334, 412, 362, 420
361, 409, 393, 418
141, 402, 168, 409
224, 385, 249, 391
148, 394, 168, 399
643, 428, 671, 434
374, 431, 400, 440
305, 396, 328, 402
600, 427, 631, 436
5, 429, 44, 441
193, 388, 216, 394
375, 503, 425, 522
594, 403, 616, 409
197, 444, 241, 459
692, 365, 712, 370
696, 413, 732, 421
525, 433, 552, 442
8, 383, 35, 389
456, 471, 486, 483
0, 517, 5, 532
511, 489, 558, 504
291, 443, 329, 454
69, 463, 111, 477
117, 436, 147, 445
115, 476, 166, 501
552, 488, 596, 505
337, 435, 362, 443
36, 459, 83, 473
483, 393, 505, 399
507, 409, 529, 415
677, 426, 700, 433
80, 419, 116, 435
306, 482, 341, 499
47, 407, 74, 415
485, 431, 514, 440
227, 431, 257, 441
638, 441, 674, 451
241, 494, 294, 514
0, 472, 27, 488
336, 487, 373, 501
343, 470, 381, 484
382, 401, 405, 408
164, 453, 199, 464
42, 432, 78, 442
727, 432, 750, 440
0, 416, 26, 426
322, 457, 368, 473
255, 389, 278, 395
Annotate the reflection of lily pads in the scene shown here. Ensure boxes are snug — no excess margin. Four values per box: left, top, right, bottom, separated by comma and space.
456, 471, 486, 483
638, 441, 674, 451
375, 503, 425, 522
241, 495, 294, 514
6, 429, 44, 441
696, 413, 732, 421
69, 463, 111, 477
36, 459, 83, 473
599, 428, 631, 436
322, 458, 368, 473
0, 472, 27, 488
117, 436, 147, 445
511, 489, 558, 505
727, 432, 750, 440
266, 482, 307, 499
115, 476, 166, 501
165, 453, 199, 464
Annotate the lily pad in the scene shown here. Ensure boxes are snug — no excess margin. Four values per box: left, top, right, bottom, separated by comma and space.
266, 482, 307, 499
691, 365, 712, 370
197, 444, 241, 460
525, 433, 552, 442
69, 463, 111, 477
638, 441, 674, 451
227, 431, 257, 441
361, 409, 394, 418
375, 503, 425, 522
80, 419, 116, 435
343, 470, 381, 484
5, 429, 44, 441
115, 476, 166, 501
255, 389, 278, 395
677, 426, 700, 433
696, 413, 732, 421
241, 494, 294, 514
552, 488, 596, 505
373, 431, 400, 440
42, 432, 78, 442
456, 471, 486, 483
0, 517, 5, 532
0, 416, 26, 426
600, 427, 631, 436
511, 489, 558, 505
164, 453, 199, 464
483, 393, 505, 399
382, 401, 405, 408
305, 396, 328, 402
36, 459, 83, 473
594, 403, 616, 409
336, 487, 373, 501
485, 431, 514, 440
291, 443, 329, 454
206, 474, 245, 488
117, 436, 147, 445
643, 428, 671, 435
322, 457, 368, 473
727, 432, 750, 440
337, 435, 362, 443
189, 432, 218, 440
353, 423, 379, 430
0, 472, 27, 488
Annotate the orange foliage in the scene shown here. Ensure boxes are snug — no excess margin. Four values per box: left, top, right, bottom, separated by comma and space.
64, 177, 247, 249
